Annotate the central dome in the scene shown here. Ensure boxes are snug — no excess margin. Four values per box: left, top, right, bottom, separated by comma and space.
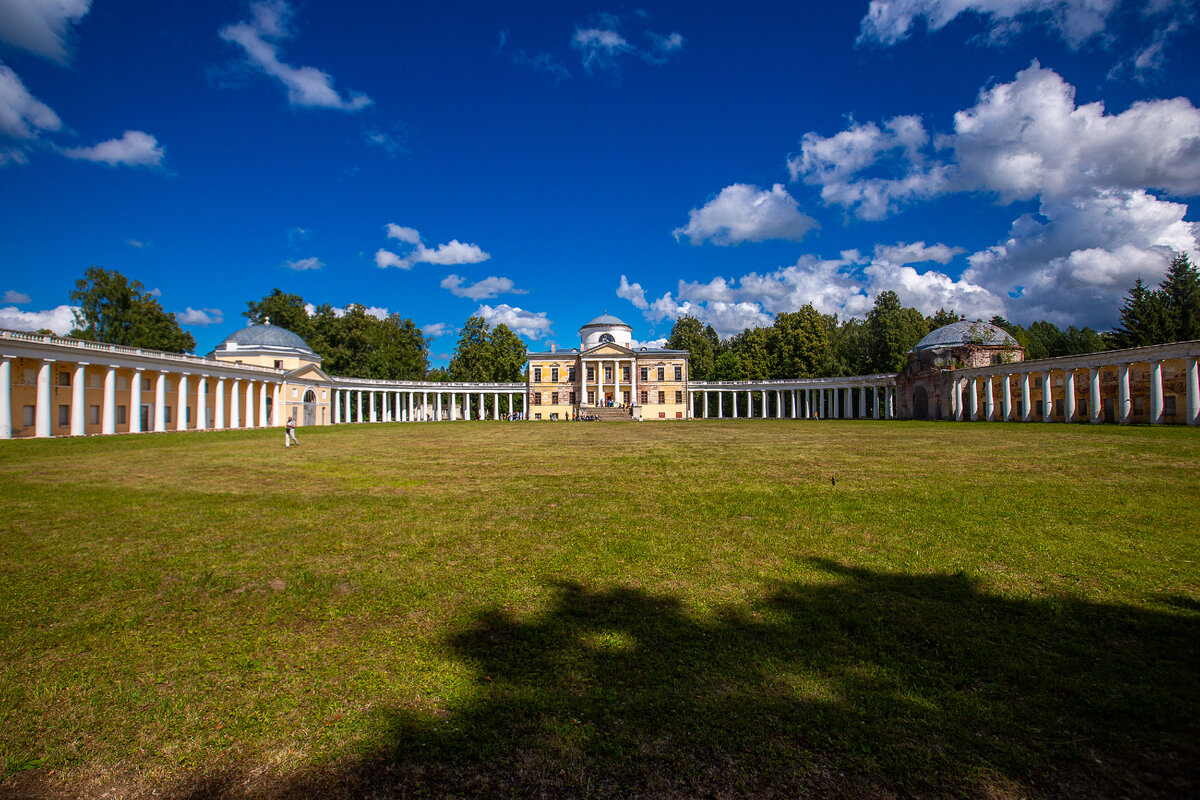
579, 313, 633, 349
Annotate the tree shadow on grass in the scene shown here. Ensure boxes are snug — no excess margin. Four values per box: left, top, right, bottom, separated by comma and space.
178, 560, 1197, 798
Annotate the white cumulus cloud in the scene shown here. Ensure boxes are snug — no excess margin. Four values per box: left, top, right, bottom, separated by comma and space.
0, 303, 76, 334
673, 183, 818, 245
282, 256, 323, 271
61, 130, 164, 168
176, 307, 224, 326
2, 289, 31, 303
441, 274, 525, 300
421, 322, 451, 338
617, 274, 649, 310
477, 303, 552, 338
572, 12, 683, 74
219, 0, 371, 111
376, 224, 490, 269
874, 241, 965, 264
788, 62, 1200, 325
857, 0, 1120, 50
0, 0, 91, 63
0, 64, 62, 140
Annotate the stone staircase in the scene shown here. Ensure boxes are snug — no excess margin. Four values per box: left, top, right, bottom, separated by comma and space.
582, 405, 636, 421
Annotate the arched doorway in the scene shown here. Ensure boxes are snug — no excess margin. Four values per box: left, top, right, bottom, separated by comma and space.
913, 386, 929, 420
303, 389, 317, 426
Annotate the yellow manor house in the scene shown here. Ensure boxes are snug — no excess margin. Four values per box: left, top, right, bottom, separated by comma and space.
526, 314, 689, 421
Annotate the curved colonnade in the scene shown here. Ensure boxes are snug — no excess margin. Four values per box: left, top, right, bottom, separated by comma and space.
688, 374, 898, 420
4, 330, 1199, 438
329, 377, 525, 423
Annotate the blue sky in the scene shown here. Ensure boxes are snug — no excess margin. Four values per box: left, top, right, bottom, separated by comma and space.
1, 0, 1198, 363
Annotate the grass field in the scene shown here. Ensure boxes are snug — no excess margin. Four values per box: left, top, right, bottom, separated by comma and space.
1, 420, 1198, 799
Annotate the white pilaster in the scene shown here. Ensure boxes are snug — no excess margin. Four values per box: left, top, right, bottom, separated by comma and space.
1041, 372, 1053, 423
0, 357, 11, 439
155, 371, 168, 432
130, 368, 143, 433
197, 377, 208, 430
177, 374, 189, 431
71, 363, 86, 435
1089, 367, 1101, 424
1150, 361, 1163, 424
1187, 357, 1199, 426
35, 360, 51, 437
230, 379, 240, 429
1064, 369, 1076, 423
215, 379, 225, 430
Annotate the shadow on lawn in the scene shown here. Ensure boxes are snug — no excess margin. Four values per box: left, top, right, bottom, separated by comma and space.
188, 560, 1197, 798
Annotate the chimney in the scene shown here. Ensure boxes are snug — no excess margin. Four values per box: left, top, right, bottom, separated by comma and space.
550, 343, 556, 353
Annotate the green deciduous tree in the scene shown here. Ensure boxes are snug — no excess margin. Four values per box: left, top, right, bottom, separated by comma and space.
665, 315, 720, 380
244, 289, 313, 341
865, 291, 926, 373
70, 266, 195, 353
772, 306, 829, 379
489, 324, 527, 382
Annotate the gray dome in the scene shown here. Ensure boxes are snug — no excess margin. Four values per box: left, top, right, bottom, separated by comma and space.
214, 322, 315, 354
913, 320, 1018, 352
580, 313, 631, 329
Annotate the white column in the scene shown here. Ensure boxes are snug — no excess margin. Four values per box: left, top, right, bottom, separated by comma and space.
245, 380, 256, 428
197, 377, 208, 430
346, 390, 353, 423
1064, 369, 1076, 423
155, 371, 167, 432
423, 393, 429, 421
858, 387, 866, 419
830, 388, 839, 419
230, 379, 240, 429
354, 390, 361, 423
215, 379, 225, 430
1089, 367, 1101, 424
969, 378, 979, 421
396, 391, 403, 422
493, 392, 499, 418
1187, 357, 1199, 426
745, 391, 752, 418
885, 387, 893, 419
177, 374, 189, 431
717, 391, 724, 418
1041, 372, 1053, 423
71, 363, 86, 436
1021, 373, 1031, 422
258, 381, 267, 427
130, 369, 143, 434
702, 391, 708, 419
272, 383, 281, 427
35, 360, 51, 438
0, 357, 11, 439
984, 376, 994, 422
1150, 361, 1164, 424
369, 391, 378, 423
1001, 375, 1012, 422
332, 390, 340, 424
873, 387, 881, 420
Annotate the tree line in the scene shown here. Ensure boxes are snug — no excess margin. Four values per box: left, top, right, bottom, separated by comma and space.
63, 254, 1199, 382
667, 252, 1199, 381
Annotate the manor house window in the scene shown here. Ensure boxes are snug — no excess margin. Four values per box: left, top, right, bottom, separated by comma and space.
639, 390, 648, 404
533, 368, 541, 382
674, 366, 682, 381
640, 367, 648, 381
675, 391, 683, 403
657, 391, 665, 403
551, 367, 559, 382
551, 392, 559, 404
622, 366, 630, 381
568, 367, 576, 381
657, 367, 665, 380
587, 366, 595, 381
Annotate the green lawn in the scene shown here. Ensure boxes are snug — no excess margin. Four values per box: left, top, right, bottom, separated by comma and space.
1, 421, 1198, 798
